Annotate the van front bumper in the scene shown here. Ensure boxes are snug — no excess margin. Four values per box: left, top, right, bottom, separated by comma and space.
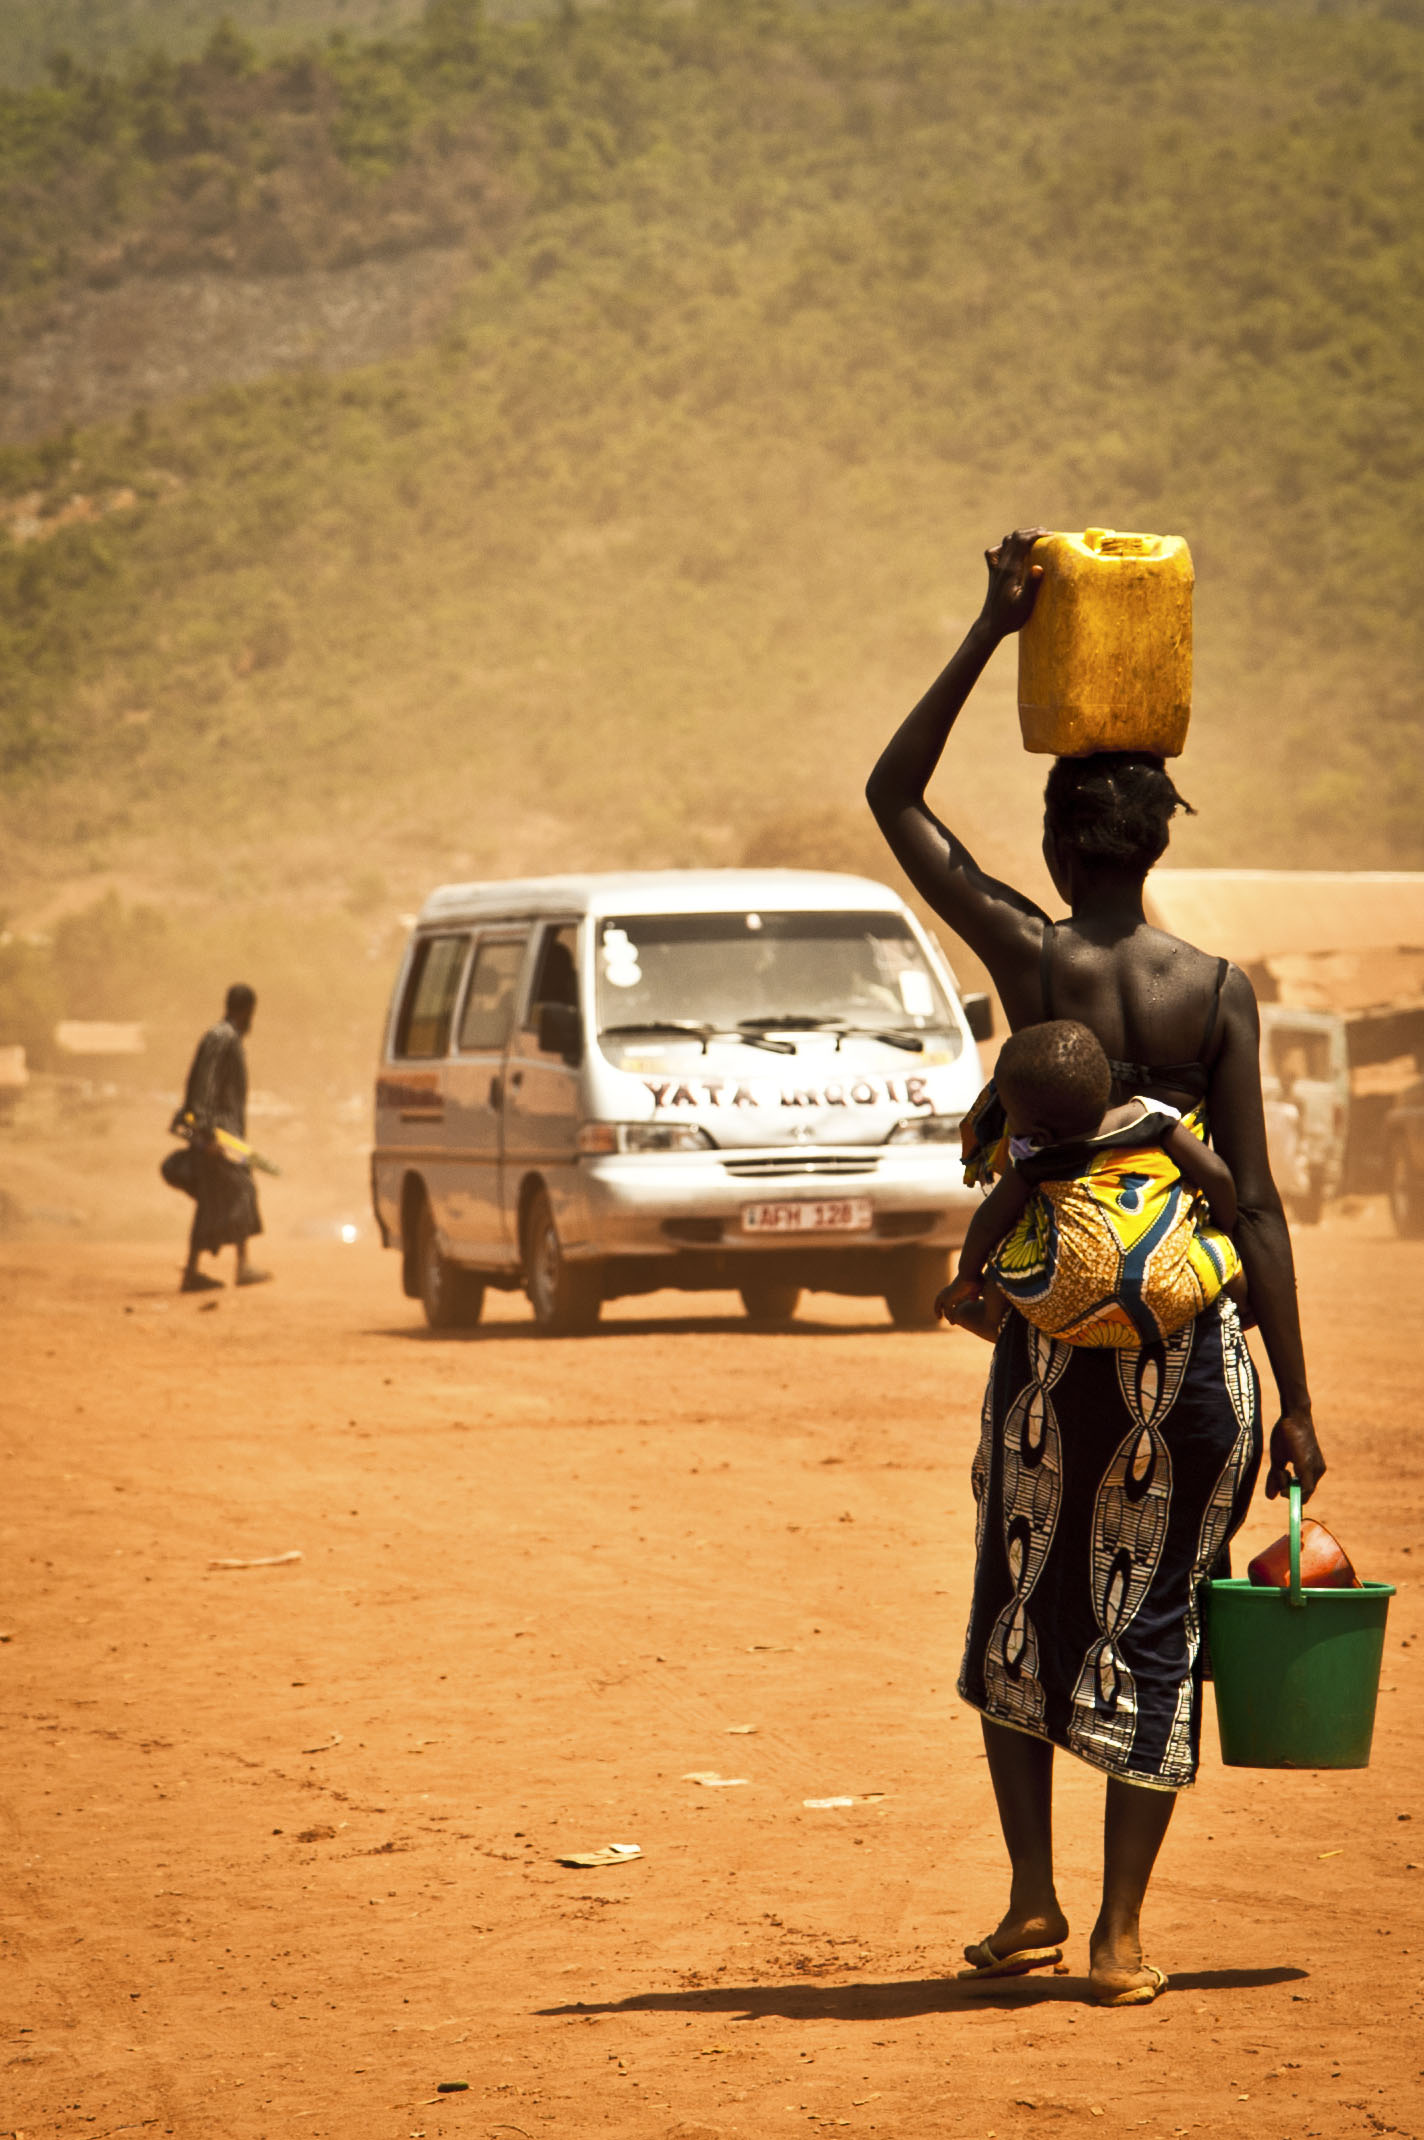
571, 1145, 979, 1258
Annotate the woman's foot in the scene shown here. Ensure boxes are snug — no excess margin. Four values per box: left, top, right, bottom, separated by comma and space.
1088, 1926, 1167, 2005
963, 1902, 1069, 1972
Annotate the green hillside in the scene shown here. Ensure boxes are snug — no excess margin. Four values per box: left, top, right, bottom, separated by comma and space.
0, 0, 1421, 1072
0, 1, 526, 90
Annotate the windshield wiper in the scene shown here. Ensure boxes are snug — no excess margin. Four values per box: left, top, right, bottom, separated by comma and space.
730, 1030, 796, 1054
838, 1025, 927, 1053
602, 1020, 715, 1048
738, 1016, 926, 1053
601, 1020, 795, 1056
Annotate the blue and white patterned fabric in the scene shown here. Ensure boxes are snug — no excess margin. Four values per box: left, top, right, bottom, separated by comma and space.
958, 1295, 1261, 1790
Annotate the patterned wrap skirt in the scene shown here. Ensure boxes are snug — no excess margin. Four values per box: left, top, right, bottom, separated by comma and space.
958, 1295, 1262, 1791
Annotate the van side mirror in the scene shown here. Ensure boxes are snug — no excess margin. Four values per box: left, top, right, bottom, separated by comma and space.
537, 1000, 583, 1065
963, 992, 995, 1043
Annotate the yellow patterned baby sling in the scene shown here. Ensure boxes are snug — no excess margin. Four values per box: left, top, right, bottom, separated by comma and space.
987, 1101, 1242, 1349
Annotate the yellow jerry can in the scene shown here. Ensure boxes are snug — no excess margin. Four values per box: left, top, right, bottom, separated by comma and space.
1017, 528, 1194, 758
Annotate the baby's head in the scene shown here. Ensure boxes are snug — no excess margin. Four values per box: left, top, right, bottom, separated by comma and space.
995, 1020, 1111, 1144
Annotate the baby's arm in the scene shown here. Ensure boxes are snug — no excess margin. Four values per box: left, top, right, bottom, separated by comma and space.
936, 1169, 1031, 1336
1165, 1121, 1238, 1231
957, 1165, 1034, 1280
944, 1274, 1011, 1342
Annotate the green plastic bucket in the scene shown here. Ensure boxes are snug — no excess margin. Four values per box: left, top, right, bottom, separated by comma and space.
1206, 1482, 1394, 1768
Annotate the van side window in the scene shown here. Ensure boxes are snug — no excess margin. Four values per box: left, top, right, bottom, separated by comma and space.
395, 935, 470, 1059
527, 925, 579, 1025
457, 937, 528, 1053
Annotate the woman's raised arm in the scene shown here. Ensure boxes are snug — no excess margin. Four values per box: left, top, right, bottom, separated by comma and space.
1207, 965, 1327, 1500
866, 531, 1051, 1012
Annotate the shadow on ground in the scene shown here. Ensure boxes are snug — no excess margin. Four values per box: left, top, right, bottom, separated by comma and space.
540, 1965, 1308, 2021
369, 1314, 916, 1343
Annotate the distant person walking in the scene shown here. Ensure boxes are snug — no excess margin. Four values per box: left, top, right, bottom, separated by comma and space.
867, 531, 1325, 2005
171, 984, 271, 1294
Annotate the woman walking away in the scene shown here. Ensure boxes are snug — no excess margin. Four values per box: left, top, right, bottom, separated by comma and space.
866, 530, 1326, 2006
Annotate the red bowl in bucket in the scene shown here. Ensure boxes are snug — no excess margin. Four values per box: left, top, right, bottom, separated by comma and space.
1248, 1514, 1360, 1590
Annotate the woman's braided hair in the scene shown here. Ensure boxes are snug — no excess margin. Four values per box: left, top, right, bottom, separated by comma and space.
1043, 752, 1195, 872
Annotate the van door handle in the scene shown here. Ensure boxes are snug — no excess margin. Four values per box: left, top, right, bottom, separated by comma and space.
489, 1075, 503, 1110
509, 1070, 523, 1091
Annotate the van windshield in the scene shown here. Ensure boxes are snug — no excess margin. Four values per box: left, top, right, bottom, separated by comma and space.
595, 910, 961, 1054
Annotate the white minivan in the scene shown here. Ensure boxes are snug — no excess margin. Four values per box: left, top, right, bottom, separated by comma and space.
370, 870, 991, 1333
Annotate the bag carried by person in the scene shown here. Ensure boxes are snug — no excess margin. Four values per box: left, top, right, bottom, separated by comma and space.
160, 1143, 199, 1198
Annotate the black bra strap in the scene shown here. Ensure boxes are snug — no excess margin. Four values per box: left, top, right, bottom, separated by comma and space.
1109, 1055, 1209, 1098
1197, 956, 1229, 1061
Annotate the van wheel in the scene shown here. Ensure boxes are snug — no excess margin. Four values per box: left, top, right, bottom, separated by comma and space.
884, 1249, 947, 1329
523, 1187, 601, 1335
1390, 1150, 1424, 1237
739, 1279, 801, 1325
416, 1200, 485, 1331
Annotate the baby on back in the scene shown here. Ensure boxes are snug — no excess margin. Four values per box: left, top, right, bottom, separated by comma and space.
942, 1019, 1246, 1349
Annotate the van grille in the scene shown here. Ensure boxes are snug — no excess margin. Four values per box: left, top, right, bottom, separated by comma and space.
721, 1154, 880, 1180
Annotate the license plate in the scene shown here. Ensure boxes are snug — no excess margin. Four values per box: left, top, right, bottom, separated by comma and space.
741, 1197, 874, 1235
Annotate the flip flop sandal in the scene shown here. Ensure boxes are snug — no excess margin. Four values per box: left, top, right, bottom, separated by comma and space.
958, 1937, 1065, 1980
1092, 1963, 1168, 2007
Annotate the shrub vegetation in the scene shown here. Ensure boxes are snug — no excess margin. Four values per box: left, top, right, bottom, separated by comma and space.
0, 0, 1420, 957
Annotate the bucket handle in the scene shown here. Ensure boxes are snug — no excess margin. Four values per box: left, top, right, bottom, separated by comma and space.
1288, 1478, 1306, 1611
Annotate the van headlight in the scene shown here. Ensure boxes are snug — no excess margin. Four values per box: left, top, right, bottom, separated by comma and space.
578, 1122, 718, 1155
885, 1114, 962, 1145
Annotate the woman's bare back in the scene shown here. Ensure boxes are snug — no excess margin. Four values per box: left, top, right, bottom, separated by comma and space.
1036, 922, 1229, 1109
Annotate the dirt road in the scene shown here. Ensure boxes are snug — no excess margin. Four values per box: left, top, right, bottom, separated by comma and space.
4, 1216, 1422, 2140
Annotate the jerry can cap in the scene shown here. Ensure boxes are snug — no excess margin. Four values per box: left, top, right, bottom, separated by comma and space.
1080, 527, 1166, 558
